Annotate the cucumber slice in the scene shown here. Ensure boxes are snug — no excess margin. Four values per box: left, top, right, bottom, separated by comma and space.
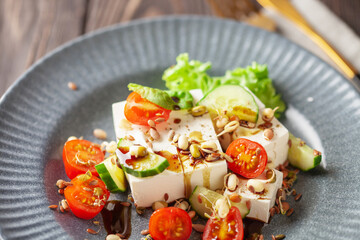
116, 138, 170, 178
229, 196, 250, 219
198, 85, 259, 123
288, 133, 322, 171
95, 155, 127, 193
189, 186, 222, 218
117, 138, 133, 152
189, 186, 249, 219
121, 153, 170, 178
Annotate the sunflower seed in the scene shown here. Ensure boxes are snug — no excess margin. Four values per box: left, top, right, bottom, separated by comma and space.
93, 128, 107, 140
106, 234, 121, 240
86, 228, 98, 235
188, 210, 196, 219
147, 120, 156, 128
155, 118, 165, 123
141, 229, 149, 235
68, 82, 77, 90
149, 128, 160, 140
168, 130, 175, 141
295, 193, 302, 201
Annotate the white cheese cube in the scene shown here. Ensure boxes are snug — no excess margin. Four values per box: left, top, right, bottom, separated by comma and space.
219, 92, 289, 168
112, 90, 227, 207
224, 169, 283, 223
250, 96, 289, 168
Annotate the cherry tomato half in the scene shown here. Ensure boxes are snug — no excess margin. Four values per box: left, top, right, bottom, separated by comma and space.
226, 138, 267, 178
63, 139, 104, 179
64, 172, 110, 220
124, 92, 171, 126
149, 207, 192, 240
203, 206, 244, 240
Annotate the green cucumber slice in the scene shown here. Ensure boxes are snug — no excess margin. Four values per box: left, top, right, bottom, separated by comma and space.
198, 85, 259, 123
189, 186, 249, 219
95, 155, 127, 193
229, 196, 250, 219
121, 153, 170, 178
288, 133, 322, 171
117, 138, 133, 152
117, 138, 170, 178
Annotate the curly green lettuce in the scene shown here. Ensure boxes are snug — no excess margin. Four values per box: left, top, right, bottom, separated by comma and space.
162, 54, 286, 117
162, 53, 213, 93
166, 90, 194, 109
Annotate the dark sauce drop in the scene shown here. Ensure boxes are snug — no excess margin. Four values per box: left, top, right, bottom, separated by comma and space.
243, 218, 265, 240
101, 200, 132, 238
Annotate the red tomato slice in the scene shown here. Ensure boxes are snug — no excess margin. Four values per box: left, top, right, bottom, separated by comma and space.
226, 138, 267, 178
149, 207, 192, 240
203, 206, 244, 240
63, 139, 104, 179
124, 92, 171, 126
64, 172, 110, 220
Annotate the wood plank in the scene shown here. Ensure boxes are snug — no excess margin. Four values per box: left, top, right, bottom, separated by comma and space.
85, 0, 213, 33
320, 0, 360, 36
0, 0, 86, 96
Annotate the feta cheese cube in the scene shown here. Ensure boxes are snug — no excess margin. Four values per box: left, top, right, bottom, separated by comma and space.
112, 91, 227, 207
219, 93, 289, 168
224, 169, 283, 223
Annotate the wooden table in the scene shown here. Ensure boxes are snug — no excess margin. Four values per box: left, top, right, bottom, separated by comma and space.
1, 0, 359, 97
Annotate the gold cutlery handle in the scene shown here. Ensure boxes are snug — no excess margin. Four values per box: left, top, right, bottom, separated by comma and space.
257, 0, 357, 79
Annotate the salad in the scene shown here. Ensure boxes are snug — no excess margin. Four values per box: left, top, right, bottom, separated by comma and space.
51, 53, 322, 240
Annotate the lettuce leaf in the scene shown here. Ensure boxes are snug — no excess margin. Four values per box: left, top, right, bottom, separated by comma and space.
166, 90, 194, 109
162, 53, 213, 92
162, 54, 286, 117
128, 83, 176, 110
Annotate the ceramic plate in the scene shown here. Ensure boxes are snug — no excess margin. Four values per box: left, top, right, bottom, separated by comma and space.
0, 16, 359, 240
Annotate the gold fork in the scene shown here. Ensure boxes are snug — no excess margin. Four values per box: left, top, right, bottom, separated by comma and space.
257, 0, 360, 91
